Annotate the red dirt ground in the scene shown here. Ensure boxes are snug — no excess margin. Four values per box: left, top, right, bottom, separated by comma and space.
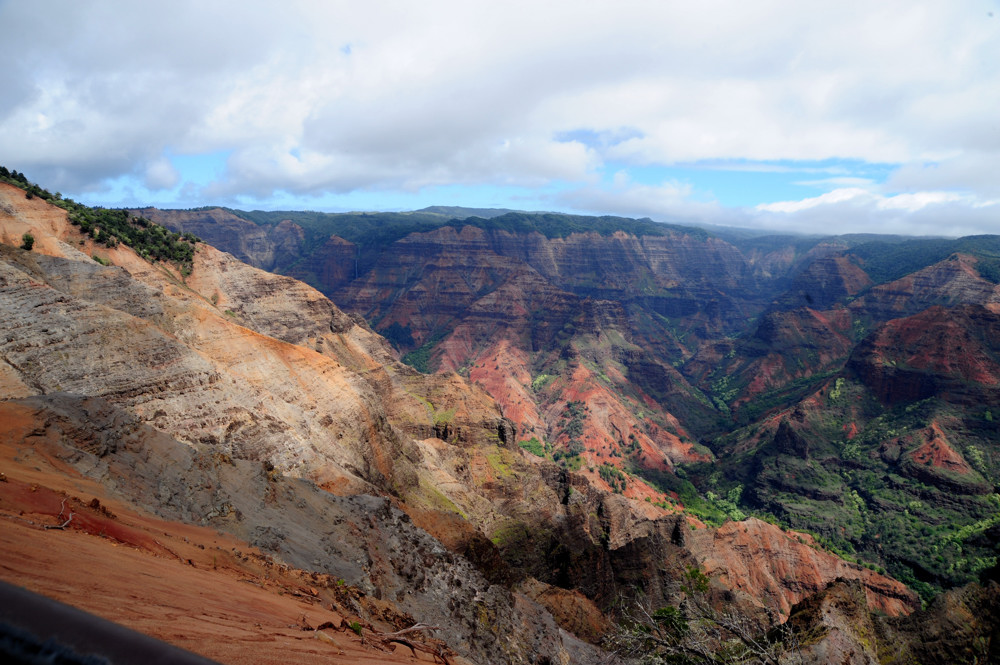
0, 423, 463, 665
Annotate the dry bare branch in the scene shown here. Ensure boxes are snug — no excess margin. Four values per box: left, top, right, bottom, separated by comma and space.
362, 622, 452, 664
605, 567, 804, 665
44, 498, 75, 530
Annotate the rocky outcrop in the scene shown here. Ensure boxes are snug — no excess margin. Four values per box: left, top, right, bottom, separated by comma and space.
776, 254, 872, 310
786, 577, 1000, 665
847, 304, 1000, 406
687, 519, 918, 618
879, 579, 1000, 664
468, 461, 917, 622
850, 253, 1000, 323
786, 579, 882, 665
136, 207, 308, 272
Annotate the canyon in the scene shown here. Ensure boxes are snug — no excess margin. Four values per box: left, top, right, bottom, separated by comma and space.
1, 177, 998, 663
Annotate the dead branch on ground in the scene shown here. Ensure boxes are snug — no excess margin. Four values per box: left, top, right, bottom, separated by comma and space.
43, 498, 74, 530
360, 622, 452, 664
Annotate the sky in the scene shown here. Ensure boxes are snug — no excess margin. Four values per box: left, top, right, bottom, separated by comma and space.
1, 0, 998, 237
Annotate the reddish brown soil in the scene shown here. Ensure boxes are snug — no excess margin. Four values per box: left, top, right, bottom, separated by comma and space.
518, 579, 611, 644
689, 519, 918, 618
0, 428, 460, 665
905, 423, 973, 474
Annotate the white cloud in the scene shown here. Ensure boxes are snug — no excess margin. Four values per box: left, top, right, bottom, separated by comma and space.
757, 188, 987, 215
887, 153, 1000, 197
752, 187, 1000, 236
795, 177, 877, 189
143, 157, 180, 190
0, 0, 997, 236
757, 188, 877, 214
554, 174, 745, 226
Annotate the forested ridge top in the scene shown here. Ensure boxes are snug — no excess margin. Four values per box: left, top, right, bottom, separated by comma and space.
1, 165, 199, 271
222, 206, 712, 244
186, 201, 1000, 288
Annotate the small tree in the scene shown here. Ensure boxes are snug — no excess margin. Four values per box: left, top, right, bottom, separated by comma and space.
20, 233, 34, 251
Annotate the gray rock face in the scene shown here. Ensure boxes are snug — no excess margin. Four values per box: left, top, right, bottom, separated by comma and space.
10, 392, 605, 665
0, 243, 412, 492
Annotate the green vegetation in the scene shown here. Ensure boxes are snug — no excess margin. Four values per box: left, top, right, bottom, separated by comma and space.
705, 485, 747, 521
598, 463, 629, 494
402, 332, 445, 373
68, 207, 199, 270
552, 400, 586, 468
231, 208, 705, 245
847, 235, 1000, 285
709, 387, 1000, 602
20, 232, 34, 251
633, 465, 730, 526
1, 165, 200, 273
485, 447, 515, 478
380, 322, 415, 349
518, 437, 547, 458
432, 407, 456, 425
531, 373, 555, 392
456, 211, 707, 241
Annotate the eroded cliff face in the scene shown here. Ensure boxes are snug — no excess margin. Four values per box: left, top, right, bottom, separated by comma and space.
1, 185, 924, 664
687, 519, 917, 617
714, 361, 999, 597
136, 207, 308, 272
336, 224, 762, 349
850, 253, 1000, 323
685, 252, 1000, 414
689, 305, 856, 406
785, 577, 1000, 665
1, 184, 514, 500
776, 254, 873, 310
328, 223, 733, 492
847, 304, 1000, 406
0, 241, 409, 492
